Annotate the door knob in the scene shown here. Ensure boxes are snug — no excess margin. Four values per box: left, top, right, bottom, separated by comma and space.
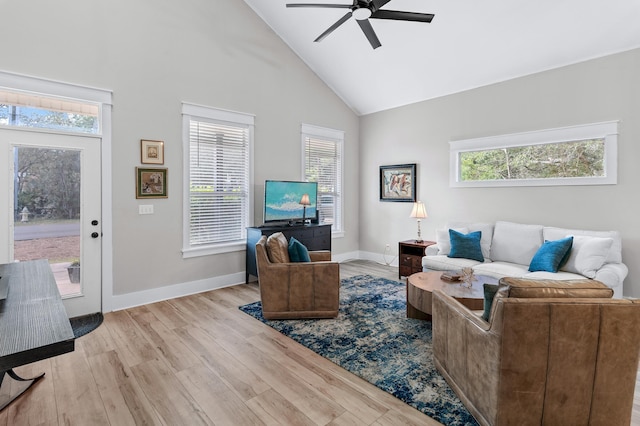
91, 232, 100, 238
91, 220, 99, 226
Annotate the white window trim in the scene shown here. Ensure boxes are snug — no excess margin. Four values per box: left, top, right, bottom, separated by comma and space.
449, 121, 618, 188
181, 102, 254, 258
301, 123, 344, 237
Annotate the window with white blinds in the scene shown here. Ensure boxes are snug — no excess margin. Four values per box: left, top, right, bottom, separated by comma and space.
182, 103, 253, 257
302, 124, 343, 234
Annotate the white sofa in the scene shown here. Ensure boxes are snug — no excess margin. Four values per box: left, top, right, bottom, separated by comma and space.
422, 221, 628, 298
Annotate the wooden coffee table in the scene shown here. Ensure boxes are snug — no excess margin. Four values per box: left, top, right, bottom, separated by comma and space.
406, 271, 498, 320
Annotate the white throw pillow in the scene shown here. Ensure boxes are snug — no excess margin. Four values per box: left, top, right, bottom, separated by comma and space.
543, 227, 622, 264
490, 221, 543, 265
561, 235, 613, 278
436, 227, 468, 255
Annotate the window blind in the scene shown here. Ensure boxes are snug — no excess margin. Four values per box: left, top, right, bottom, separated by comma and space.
189, 118, 250, 246
303, 127, 343, 232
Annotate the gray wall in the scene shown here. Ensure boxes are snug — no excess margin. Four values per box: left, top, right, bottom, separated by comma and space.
2, 0, 360, 299
3, 1, 639, 301
360, 48, 640, 297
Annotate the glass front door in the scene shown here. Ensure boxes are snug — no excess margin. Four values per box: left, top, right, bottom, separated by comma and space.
1, 129, 102, 317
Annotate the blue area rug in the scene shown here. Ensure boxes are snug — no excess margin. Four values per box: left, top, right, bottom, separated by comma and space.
239, 274, 478, 425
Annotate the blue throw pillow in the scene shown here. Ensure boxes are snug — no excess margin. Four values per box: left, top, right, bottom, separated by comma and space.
448, 229, 484, 262
528, 236, 574, 273
482, 283, 499, 321
288, 237, 311, 262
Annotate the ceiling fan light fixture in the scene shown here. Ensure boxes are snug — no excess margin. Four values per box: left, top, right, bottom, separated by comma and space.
352, 8, 372, 20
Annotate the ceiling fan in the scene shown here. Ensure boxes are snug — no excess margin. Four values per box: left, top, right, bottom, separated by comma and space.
286, 0, 434, 49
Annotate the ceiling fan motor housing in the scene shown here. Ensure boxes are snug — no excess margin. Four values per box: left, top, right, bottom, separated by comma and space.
352, 8, 372, 20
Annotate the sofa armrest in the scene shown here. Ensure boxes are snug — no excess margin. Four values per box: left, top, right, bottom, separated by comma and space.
595, 263, 628, 298
425, 245, 439, 256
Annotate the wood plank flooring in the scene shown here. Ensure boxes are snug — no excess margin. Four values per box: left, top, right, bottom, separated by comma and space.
1, 260, 639, 425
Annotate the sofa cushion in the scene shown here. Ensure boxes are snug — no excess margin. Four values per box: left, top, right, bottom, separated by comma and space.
498, 277, 613, 298
561, 235, 613, 279
473, 261, 530, 279
528, 237, 573, 273
544, 226, 622, 264
522, 270, 586, 281
288, 237, 311, 262
490, 221, 543, 265
436, 227, 468, 255
423, 255, 481, 271
447, 222, 493, 260
266, 232, 290, 263
448, 230, 484, 262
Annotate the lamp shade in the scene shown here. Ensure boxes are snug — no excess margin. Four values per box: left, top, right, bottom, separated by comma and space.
300, 193, 311, 206
410, 201, 427, 219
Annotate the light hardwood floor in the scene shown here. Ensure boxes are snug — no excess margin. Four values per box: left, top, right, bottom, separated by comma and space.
1, 260, 639, 425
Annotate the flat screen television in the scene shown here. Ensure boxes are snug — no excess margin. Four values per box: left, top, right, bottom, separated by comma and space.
264, 180, 318, 224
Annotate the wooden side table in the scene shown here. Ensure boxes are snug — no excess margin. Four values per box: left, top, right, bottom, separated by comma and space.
398, 239, 436, 279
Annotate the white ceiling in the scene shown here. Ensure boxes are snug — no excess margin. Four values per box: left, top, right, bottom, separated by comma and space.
243, 0, 640, 115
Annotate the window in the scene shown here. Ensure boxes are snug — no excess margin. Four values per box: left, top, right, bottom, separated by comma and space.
302, 124, 343, 235
182, 103, 253, 258
0, 89, 100, 134
450, 121, 618, 187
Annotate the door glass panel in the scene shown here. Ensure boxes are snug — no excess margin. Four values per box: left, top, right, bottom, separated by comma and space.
12, 146, 81, 297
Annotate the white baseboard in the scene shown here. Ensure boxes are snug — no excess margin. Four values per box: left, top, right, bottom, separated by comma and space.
110, 272, 245, 311
356, 250, 399, 268
109, 251, 396, 312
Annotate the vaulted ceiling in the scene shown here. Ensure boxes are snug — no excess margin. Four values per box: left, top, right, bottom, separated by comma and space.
243, 0, 640, 115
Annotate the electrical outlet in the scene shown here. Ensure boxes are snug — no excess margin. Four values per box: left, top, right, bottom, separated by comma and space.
385, 244, 390, 251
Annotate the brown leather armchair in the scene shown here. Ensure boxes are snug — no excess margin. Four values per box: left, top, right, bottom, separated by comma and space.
432, 277, 640, 426
255, 233, 339, 319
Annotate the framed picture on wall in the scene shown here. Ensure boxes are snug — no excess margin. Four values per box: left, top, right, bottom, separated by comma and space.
380, 163, 416, 202
136, 167, 168, 198
141, 139, 164, 164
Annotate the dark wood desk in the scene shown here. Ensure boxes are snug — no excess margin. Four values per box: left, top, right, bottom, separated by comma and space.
0, 260, 75, 410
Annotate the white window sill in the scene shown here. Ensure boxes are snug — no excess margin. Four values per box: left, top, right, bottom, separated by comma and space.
182, 242, 245, 259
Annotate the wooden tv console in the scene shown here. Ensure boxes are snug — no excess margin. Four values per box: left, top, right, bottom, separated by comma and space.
246, 224, 332, 282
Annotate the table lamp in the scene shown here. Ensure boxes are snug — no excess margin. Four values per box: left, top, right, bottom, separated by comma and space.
300, 193, 311, 224
410, 201, 428, 242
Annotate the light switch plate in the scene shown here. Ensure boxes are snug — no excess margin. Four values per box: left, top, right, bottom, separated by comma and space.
139, 205, 154, 215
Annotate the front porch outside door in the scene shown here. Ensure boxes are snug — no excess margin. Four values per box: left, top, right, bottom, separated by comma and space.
0, 129, 102, 317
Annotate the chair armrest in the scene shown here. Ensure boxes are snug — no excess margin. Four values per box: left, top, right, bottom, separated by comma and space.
432, 289, 502, 424
309, 250, 331, 262
433, 290, 491, 331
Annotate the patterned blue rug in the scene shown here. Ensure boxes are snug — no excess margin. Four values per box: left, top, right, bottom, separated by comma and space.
239, 274, 478, 425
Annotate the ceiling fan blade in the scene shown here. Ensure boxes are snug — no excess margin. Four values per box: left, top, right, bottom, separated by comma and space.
314, 12, 353, 42
370, 0, 392, 12
356, 19, 381, 49
286, 3, 352, 8
371, 10, 435, 23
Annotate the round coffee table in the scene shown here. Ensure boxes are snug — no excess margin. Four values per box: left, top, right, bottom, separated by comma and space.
406, 271, 498, 320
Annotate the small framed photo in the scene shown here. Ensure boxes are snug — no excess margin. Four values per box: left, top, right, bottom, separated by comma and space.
136, 167, 168, 199
380, 163, 417, 202
141, 139, 164, 164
